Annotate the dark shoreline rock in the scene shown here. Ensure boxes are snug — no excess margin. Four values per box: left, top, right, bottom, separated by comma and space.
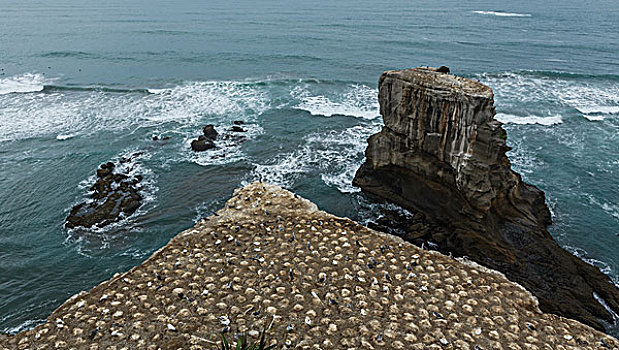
190, 123, 251, 153
190, 136, 215, 152
191, 124, 218, 152
66, 161, 143, 229
202, 124, 218, 140
353, 67, 619, 331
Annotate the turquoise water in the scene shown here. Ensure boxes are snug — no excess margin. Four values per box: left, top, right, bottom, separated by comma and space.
1, 0, 618, 335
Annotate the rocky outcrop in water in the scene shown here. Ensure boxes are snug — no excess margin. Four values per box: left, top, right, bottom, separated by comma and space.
66, 161, 143, 229
353, 67, 619, 331
190, 123, 249, 152
191, 125, 218, 152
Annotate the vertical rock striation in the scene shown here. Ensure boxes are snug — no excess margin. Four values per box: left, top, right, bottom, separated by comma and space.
353, 67, 619, 331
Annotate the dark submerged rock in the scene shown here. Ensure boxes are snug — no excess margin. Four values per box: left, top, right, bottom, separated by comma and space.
119, 152, 143, 164
191, 125, 219, 152
190, 136, 216, 152
353, 67, 619, 332
202, 124, 218, 140
66, 161, 143, 229
231, 125, 246, 133
96, 162, 115, 178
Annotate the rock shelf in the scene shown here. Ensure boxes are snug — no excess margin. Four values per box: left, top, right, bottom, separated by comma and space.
2, 183, 617, 349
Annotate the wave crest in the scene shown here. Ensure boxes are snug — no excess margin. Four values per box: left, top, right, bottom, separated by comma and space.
292, 84, 379, 120
473, 10, 531, 17
0, 79, 269, 143
496, 113, 563, 126
0, 73, 51, 95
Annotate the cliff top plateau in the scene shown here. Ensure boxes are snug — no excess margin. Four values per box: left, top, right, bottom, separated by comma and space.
1, 183, 617, 349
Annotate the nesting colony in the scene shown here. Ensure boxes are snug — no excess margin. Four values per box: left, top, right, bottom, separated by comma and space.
1, 183, 617, 349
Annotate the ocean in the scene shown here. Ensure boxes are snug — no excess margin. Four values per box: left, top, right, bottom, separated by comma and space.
1, 0, 618, 335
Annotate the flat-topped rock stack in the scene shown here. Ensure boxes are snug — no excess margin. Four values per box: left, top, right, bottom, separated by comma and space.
353, 67, 619, 331
2, 183, 617, 349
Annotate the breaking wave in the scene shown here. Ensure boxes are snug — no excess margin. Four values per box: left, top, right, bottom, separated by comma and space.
292, 83, 380, 120
0, 79, 269, 143
480, 71, 619, 125
0, 73, 51, 95
472, 11, 532, 17
250, 122, 381, 192
575, 106, 619, 115
496, 113, 563, 125
480, 71, 619, 107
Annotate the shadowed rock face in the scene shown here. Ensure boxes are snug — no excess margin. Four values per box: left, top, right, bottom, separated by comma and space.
353, 67, 619, 331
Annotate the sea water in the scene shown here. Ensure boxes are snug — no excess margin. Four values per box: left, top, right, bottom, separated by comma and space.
0, 0, 617, 335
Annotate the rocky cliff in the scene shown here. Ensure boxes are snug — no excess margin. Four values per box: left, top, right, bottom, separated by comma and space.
353, 67, 619, 331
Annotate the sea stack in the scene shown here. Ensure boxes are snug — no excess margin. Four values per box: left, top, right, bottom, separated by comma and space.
353, 67, 619, 331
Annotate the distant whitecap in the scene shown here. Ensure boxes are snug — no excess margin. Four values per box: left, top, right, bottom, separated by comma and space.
56, 134, 76, 141
473, 11, 532, 17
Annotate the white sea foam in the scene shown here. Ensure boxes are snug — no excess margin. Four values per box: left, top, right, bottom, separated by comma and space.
582, 114, 605, 121
480, 72, 619, 106
480, 72, 619, 126
575, 106, 619, 115
472, 10, 531, 17
293, 84, 380, 119
496, 113, 563, 125
0, 73, 50, 95
56, 134, 76, 140
0, 80, 268, 143
593, 292, 619, 324
185, 123, 264, 166
139, 81, 269, 124
147, 88, 167, 94
504, 138, 545, 175
321, 167, 359, 194
586, 195, 619, 224
3, 318, 46, 335
565, 245, 616, 284
576, 105, 619, 121
250, 122, 381, 192
602, 203, 619, 221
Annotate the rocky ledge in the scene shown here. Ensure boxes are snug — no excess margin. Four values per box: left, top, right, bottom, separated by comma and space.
2, 183, 617, 349
353, 67, 619, 332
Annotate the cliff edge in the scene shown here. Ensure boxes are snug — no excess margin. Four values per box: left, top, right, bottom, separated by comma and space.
353, 67, 619, 332
2, 183, 617, 349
